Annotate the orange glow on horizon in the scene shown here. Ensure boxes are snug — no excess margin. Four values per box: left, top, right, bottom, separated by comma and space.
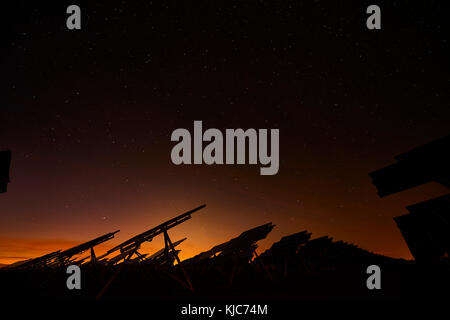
2, 177, 448, 266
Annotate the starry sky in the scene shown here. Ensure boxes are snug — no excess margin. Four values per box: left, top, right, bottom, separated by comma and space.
1, 1, 449, 265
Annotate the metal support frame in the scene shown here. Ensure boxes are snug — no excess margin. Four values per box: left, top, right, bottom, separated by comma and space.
163, 228, 194, 291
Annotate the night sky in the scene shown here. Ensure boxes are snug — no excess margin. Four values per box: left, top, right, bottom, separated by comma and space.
1, 1, 449, 265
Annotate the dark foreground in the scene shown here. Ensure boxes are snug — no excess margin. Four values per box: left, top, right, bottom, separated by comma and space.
1, 252, 449, 301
